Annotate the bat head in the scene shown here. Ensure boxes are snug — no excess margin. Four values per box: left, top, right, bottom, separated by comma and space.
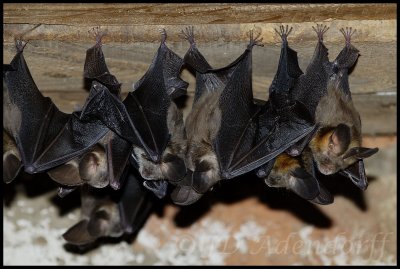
63, 205, 123, 246
78, 144, 109, 188
264, 153, 334, 204
171, 138, 221, 206
170, 167, 218, 205
309, 124, 378, 190
47, 144, 109, 189
132, 147, 187, 182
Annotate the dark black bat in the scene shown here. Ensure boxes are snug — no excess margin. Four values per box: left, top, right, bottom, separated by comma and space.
3, 29, 131, 191
170, 27, 315, 205
80, 29, 188, 198
63, 167, 154, 246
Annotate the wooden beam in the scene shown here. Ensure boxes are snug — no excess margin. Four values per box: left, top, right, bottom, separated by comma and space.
3, 4, 397, 135
4, 3, 396, 26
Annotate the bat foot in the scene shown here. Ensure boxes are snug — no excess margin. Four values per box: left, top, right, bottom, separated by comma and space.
312, 24, 329, 42
340, 27, 356, 47
181, 26, 196, 46
88, 26, 108, 45
247, 30, 264, 49
274, 25, 293, 43
159, 28, 167, 43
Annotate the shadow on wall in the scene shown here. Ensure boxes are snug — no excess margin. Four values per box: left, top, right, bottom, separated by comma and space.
3, 167, 373, 254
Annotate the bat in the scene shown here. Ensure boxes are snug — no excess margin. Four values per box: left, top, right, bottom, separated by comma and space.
264, 147, 334, 204
3, 28, 131, 191
258, 25, 332, 202
261, 25, 378, 202
63, 167, 154, 245
170, 27, 315, 205
48, 27, 133, 192
79, 29, 188, 198
306, 26, 378, 190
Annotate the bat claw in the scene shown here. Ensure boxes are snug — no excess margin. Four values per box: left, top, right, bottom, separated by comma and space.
340, 27, 356, 47
181, 26, 196, 46
89, 26, 108, 45
14, 38, 29, 52
247, 30, 264, 49
274, 24, 293, 44
159, 28, 167, 43
312, 24, 329, 42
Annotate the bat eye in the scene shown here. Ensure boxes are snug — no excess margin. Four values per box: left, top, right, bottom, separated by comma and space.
328, 143, 334, 150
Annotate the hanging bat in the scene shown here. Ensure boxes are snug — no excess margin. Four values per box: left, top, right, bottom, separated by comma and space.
80, 29, 188, 198
3, 28, 131, 191
261, 25, 378, 202
48, 27, 132, 192
63, 167, 154, 245
257, 25, 331, 203
305, 26, 378, 190
264, 147, 334, 204
170, 27, 315, 205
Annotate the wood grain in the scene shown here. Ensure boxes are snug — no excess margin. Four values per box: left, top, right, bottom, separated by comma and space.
3, 3, 397, 135
4, 3, 396, 26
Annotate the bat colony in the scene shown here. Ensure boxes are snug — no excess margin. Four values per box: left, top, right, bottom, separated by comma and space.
3, 25, 379, 247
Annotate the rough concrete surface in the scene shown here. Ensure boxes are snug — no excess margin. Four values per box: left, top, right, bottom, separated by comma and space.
3, 136, 397, 265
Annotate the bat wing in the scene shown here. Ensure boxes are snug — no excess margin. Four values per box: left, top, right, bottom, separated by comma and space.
105, 135, 132, 190
3, 42, 80, 173
265, 25, 316, 158
182, 26, 238, 103
330, 27, 360, 98
83, 29, 121, 95
118, 168, 154, 234
216, 31, 315, 179
81, 33, 188, 163
268, 25, 303, 108
3, 39, 131, 194
290, 24, 332, 117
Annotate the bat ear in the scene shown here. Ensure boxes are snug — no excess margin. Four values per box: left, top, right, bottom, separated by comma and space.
288, 168, 320, 200
47, 159, 84, 186
329, 124, 351, 156
343, 147, 379, 160
170, 170, 204, 205
3, 152, 22, 183
161, 153, 187, 182
340, 159, 368, 190
79, 145, 108, 188
192, 170, 216, 194
143, 180, 168, 199
310, 180, 334, 205
62, 220, 97, 245
87, 210, 110, 238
